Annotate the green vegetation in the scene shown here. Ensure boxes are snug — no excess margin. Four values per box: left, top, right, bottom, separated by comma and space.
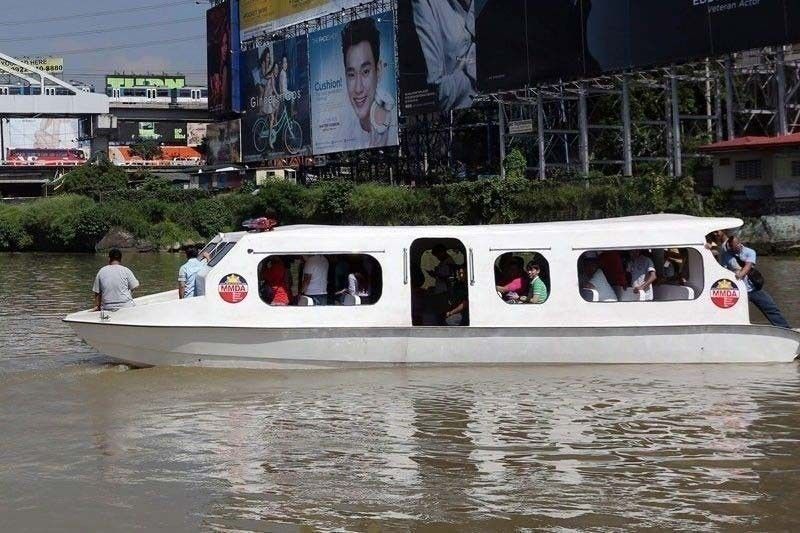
0, 158, 727, 252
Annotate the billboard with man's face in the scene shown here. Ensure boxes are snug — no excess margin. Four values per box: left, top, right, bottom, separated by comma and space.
398, 0, 477, 114
240, 36, 311, 163
308, 11, 399, 156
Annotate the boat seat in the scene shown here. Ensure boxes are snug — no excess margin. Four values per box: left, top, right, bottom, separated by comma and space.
615, 287, 648, 302
340, 294, 362, 306
654, 284, 695, 301
296, 295, 315, 306
581, 288, 600, 302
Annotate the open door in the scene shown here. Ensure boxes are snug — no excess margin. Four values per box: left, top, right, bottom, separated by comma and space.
409, 238, 469, 326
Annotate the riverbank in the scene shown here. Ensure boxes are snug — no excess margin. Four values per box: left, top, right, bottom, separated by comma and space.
2, 173, 796, 253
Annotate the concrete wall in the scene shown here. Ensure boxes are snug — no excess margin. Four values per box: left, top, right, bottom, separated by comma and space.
712, 149, 800, 199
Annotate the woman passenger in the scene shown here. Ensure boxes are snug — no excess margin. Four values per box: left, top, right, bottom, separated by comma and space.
496, 256, 527, 301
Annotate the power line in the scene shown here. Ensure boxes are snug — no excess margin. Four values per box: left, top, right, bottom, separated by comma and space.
0, 0, 201, 27
0, 16, 205, 42
33, 34, 206, 56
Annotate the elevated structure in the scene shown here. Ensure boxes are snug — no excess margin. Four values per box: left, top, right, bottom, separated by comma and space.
0, 52, 108, 116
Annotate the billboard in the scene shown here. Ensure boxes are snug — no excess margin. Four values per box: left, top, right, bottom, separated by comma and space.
3, 118, 81, 151
309, 12, 399, 155
115, 121, 188, 145
0, 56, 64, 75
187, 123, 209, 147
476, 0, 799, 92
240, 0, 362, 40
106, 75, 186, 90
207, 0, 242, 115
206, 119, 242, 165
241, 36, 311, 162
397, 0, 477, 114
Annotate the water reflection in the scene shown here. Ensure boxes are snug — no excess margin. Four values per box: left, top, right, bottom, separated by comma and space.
2, 254, 800, 531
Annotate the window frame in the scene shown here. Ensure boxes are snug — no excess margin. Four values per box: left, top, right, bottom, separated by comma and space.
576, 248, 705, 303
734, 159, 762, 180
492, 251, 551, 305
256, 253, 384, 307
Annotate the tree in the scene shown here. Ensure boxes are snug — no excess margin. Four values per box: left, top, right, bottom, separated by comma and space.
503, 148, 527, 180
60, 159, 128, 199
129, 138, 163, 161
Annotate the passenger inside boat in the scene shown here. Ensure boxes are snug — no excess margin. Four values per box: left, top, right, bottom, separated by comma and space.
258, 254, 382, 306
410, 238, 469, 326
493, 252, 550, 304
578, 248, 704, 302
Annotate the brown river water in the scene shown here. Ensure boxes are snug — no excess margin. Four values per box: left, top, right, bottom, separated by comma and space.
2, 253, 800, 531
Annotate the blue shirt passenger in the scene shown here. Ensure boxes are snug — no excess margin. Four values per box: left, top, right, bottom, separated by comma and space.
178, 247, 205, 299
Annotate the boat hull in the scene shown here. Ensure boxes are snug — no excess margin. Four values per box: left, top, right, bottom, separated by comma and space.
66, 322, 800, 368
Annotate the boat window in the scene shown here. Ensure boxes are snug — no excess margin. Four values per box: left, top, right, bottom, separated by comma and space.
207, 242, 236, 267
410, 238, 469, 326
576, 248, 704, 302
257, 254, 382, 306
494, 252, 550, 304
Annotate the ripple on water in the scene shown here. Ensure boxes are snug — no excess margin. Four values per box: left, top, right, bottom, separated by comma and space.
2, 254, 800, 531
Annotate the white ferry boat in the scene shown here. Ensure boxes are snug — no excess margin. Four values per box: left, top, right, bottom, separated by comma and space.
65, 214, 800, 368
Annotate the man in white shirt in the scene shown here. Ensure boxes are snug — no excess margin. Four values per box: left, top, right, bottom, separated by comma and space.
627, 249, 657, 301
302, 255, 330, 305
412, 0, 476, 111
92, 249, 139, 311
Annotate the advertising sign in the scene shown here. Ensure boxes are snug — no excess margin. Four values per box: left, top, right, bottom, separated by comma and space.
207, 0, 242, 115
397, 0, 476, 114
206, 119, 242, 165
3, 118, 81, 150
476, 0, 798, 92
239, 0, 362, 40
106, 75, 186, 90
240, 36, 311, 162
0, 56, 64, 75
187, 123, 209, 147
309, 11, 399, 155
115, 121, 188, 145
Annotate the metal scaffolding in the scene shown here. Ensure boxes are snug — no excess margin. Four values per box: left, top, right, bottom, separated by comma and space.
494, 46, 800, 180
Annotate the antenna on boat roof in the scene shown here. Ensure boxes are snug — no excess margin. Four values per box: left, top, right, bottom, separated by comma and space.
243, 217, 279, 232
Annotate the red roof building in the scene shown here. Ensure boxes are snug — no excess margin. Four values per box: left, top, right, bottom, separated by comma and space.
698, 135, 800, 200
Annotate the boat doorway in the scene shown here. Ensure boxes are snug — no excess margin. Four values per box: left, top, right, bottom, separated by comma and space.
409, 238, 469, 326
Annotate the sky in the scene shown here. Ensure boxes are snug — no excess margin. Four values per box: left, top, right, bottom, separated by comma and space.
2, 0, 212, 88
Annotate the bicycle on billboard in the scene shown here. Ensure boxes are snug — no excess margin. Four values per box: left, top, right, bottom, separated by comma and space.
252, 92, 303, 155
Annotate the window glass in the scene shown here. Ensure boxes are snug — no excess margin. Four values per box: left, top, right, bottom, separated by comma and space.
577, 248, 704, 302
258, 254, 382, 306
207, 242, 236, 267
494, 252, 550, 304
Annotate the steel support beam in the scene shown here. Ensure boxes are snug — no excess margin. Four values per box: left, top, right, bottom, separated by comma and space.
578, 85, 589, 176
724, 55, 736, 139
621, 75, 633, 177
670, 73, 683, 178
498, 101, 506, 178
537, 95, 545, 180
776, 48, 788, 135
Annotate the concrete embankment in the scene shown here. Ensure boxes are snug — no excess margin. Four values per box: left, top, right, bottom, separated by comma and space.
739, 215, 800, 254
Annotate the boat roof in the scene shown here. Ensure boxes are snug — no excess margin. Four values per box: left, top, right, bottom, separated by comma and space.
222, 214, 743, 250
